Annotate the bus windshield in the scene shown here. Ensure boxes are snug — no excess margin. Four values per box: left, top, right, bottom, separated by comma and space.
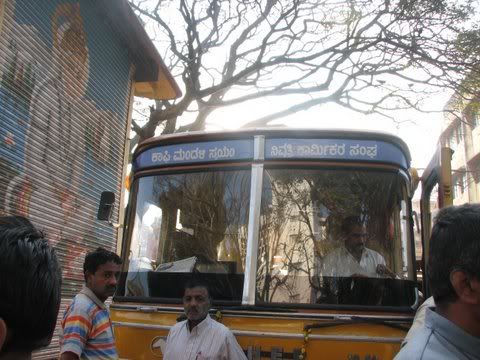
257, 168, 416, 307
122, 169, 251, 302
120, 166, 416, 308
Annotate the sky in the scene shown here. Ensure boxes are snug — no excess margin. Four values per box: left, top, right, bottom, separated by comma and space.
135, 0, 457, 173
138, 86, 450, 172
134, 88, 449, 207
204, 89, 452, 170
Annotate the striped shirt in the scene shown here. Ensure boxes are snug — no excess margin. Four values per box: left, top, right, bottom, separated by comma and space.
60, 286, 118, 359
164, 315, 247, 360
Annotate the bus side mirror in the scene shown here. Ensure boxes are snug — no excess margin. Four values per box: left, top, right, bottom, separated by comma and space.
97, 191, 115, 221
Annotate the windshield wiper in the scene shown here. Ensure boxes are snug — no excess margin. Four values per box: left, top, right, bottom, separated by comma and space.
304, 315, 411, 332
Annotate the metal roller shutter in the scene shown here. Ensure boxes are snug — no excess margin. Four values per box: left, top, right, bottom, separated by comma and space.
0, 0, 134, 357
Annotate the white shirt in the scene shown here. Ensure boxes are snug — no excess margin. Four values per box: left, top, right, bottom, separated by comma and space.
164, 315, 247, 360
402, 296, 436, 346
321, 246, 386, 277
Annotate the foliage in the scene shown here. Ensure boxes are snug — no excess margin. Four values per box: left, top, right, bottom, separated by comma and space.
130, 0, 480, 139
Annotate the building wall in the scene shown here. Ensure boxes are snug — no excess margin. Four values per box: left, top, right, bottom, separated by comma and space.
441, 95, 480, 205
0, 0, 134, 357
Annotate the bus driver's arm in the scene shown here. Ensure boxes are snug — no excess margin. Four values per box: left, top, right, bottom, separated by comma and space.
60, 352, 79, 360
376, 264, 397, 278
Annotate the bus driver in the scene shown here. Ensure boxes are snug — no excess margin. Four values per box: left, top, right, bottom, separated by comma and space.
321, 216, 395, 279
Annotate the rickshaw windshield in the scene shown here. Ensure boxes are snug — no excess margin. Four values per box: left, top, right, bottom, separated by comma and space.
256, 168, 417, 307
121, 169, 251, 302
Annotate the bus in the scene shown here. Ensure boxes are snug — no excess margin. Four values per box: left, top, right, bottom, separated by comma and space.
418, 146, 453, 297
99, 128, 420, 359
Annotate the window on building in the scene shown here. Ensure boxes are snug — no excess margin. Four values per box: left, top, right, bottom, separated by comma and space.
455, 124, 463, 143
447, 124, 463, 150
448, 130, 457, 149
472, 110, 480, 128
453, 171, 467, 199
474, 161, 480, 185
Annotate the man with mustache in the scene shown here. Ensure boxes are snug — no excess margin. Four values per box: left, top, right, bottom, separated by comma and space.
60, 247, 122, 360
322, 216, 394, 278
394, 204, 480, 359
164, 279, 247, 359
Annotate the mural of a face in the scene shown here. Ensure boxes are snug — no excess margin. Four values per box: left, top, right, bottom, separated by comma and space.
1, 0, 123, 283
53, 3, 89, 99
59, 27, 89, 98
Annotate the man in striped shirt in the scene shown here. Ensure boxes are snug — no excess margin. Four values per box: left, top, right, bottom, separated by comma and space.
164, 279, 247, 360
60, 247, 122, 360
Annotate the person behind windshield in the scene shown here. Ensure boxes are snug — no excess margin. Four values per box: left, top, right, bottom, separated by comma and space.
322, 216, 395, 278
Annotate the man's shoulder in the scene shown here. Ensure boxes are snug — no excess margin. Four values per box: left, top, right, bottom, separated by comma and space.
171, 319, 187, 330
207, 317, 235, 337
323, 247, 345, 261
395, 327, 447, 360
73, 292, 97, 306
365, 247, 385, 261
168, 317, 235, 338
364, 247, 381, 256
66, 292, 97, 317
168, 319, 187, 336
209, 317, 229, 329
395, 329, 429, 359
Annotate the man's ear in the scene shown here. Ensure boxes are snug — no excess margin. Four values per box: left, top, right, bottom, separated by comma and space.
84, 271, 92, 284
450, 270, 480, 305
0, 318, 7, 352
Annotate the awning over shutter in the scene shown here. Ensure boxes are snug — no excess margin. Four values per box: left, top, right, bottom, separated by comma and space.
95, 0, 181, 100
134, 64, 181, 100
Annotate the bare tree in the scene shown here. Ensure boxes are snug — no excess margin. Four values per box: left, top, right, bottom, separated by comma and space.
130, 0, 480, 140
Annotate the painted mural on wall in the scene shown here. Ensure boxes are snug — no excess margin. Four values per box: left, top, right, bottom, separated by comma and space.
0, 0, 131, 282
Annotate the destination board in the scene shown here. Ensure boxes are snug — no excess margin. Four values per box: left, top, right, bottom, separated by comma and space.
134, 137, 409, 170
134, 139, 254, 169
265, 138, 408, 169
